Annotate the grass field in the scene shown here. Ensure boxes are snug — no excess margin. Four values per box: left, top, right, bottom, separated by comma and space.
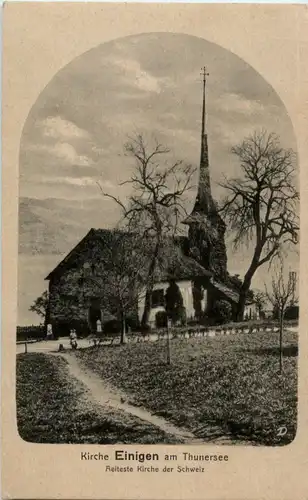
16, 353, 180, 444
73, 329, 298, 446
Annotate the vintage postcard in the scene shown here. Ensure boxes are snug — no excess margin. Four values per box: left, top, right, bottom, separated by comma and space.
2, 3, 308, 499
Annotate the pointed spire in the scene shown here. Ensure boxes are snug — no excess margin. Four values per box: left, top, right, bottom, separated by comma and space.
196, 66, 212, 213
200, 66, 208, 165
183, 68, 214, 225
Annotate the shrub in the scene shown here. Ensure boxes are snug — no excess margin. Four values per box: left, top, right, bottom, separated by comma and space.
192, 284, 204, 320
103, 319, 122, 334
156, 311, 167, 328
52, 321, 70, 339
179, 306, 187, 326
141, 323, 151, 334
211, 300, 232, 325
165, 280, 184, 325
16, 325, 45, 342
74, 321, 91, 337
284, 305, 299, 320
125, 315, 141, 332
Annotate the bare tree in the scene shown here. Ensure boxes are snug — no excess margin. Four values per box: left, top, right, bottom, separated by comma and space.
265, 259, 297, 373
220, 130, 299, 321
253, 290, 268, 318
99, 134, 196, 327
82, 230, 148, 343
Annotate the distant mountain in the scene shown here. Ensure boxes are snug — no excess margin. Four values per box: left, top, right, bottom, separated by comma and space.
18, 197, 92, 255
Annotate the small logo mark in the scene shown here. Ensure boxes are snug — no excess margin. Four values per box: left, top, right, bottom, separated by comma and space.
277, 426, 288, 437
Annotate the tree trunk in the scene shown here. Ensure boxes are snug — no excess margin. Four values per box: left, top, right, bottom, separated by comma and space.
235, 244, 264, 322
279, 312, 284, 374
120, 312, 126, 344
236, 276, 254, 321
236, 283, 251, 321
166, 320, 171, 365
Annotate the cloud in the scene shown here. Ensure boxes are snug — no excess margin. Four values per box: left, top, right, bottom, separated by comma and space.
215, 125, 257, 149
43, 175, 96, 187
41, 116, 90, 140
28, 142, 93, 167
110, 56, 171, 94
54, 143, 92, 166
220, 93, 265, 115
42, 176, 116, 190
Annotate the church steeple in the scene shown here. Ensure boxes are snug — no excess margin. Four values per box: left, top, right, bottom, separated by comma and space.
183, 68, 215, 225
198, 66, 211, 209
183, 68, 228, 282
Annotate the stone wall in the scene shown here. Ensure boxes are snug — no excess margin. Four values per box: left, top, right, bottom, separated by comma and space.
48, 265, 106, 333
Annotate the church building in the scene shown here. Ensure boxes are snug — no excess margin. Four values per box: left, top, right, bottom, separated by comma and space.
45, 69, 258, 335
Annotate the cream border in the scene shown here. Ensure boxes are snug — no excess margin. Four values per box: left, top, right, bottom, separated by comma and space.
2, 3, 308, 499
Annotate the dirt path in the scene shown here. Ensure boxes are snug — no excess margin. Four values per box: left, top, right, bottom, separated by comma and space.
52, 352, 206, 444
49, 352, 251, 445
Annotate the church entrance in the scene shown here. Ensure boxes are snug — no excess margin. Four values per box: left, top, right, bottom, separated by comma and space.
88, 297, 102, 333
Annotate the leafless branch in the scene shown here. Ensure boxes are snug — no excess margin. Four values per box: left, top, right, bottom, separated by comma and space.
97, 133, 195, 326
219, 130, 299, 321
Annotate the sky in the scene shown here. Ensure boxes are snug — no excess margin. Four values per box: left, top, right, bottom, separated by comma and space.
18, 32, 299, 325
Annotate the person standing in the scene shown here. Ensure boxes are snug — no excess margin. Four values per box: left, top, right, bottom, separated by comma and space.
46, 323, 53, 341
69, 329, 78, 350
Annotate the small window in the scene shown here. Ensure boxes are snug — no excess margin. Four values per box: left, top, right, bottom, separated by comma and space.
151, 289, 165, 308
83, 261, 96, 274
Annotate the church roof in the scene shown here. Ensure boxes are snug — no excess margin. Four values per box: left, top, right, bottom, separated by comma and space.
211, 279, 255, 305
45, 228, 212, 282
154, 248, 212, 282
45, 228, 98, 280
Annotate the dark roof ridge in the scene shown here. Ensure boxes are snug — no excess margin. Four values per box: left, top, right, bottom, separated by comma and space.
45, 228, 97, 280
45, 228, 206, 282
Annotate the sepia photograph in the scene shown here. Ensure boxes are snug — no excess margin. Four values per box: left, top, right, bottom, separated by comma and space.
16, 31, 299, 448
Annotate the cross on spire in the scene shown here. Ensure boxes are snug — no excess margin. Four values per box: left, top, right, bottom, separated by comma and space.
200, 66, 209, 85
200, 66, 209, 140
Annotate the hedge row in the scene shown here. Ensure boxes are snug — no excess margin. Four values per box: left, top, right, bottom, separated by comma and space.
17, 325, 46, 342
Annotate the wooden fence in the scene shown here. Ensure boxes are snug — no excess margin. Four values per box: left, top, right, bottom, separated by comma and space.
88, 321, 298, 347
